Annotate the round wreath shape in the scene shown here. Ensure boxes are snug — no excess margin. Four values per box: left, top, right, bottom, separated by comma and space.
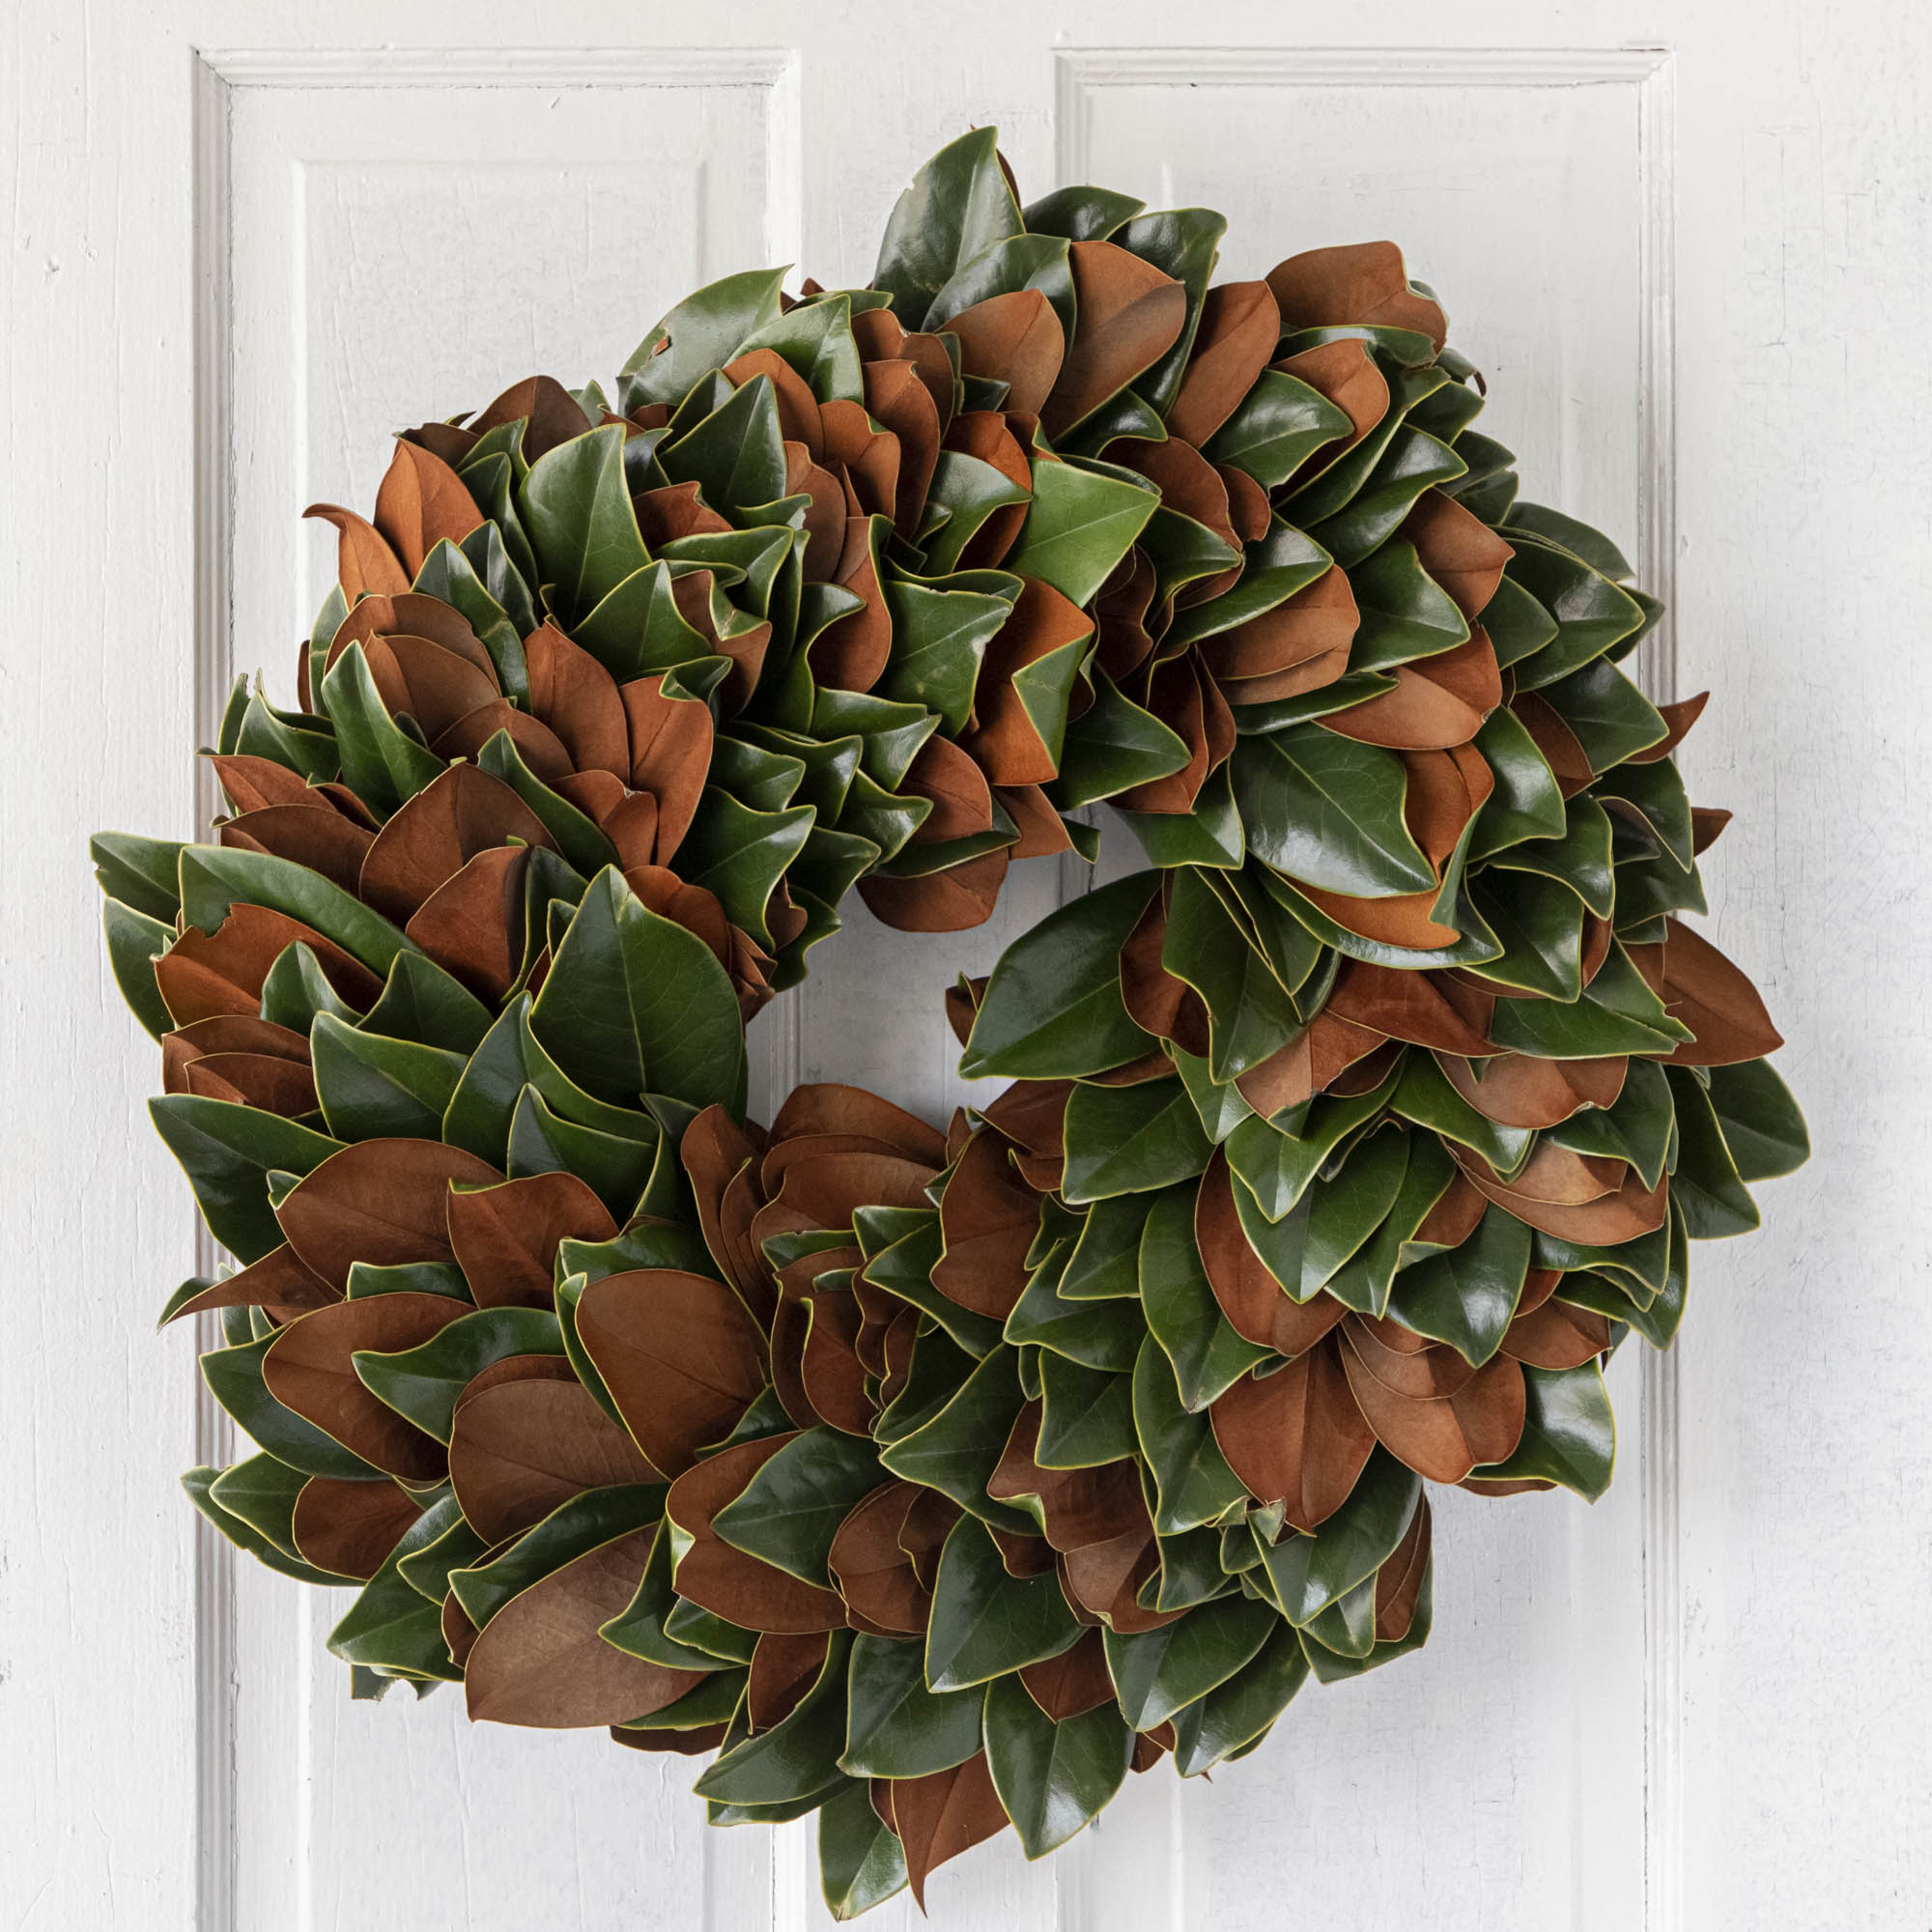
94, 130, 1806, 1916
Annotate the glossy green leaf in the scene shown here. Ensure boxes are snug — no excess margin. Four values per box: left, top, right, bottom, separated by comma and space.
878, 1344, 1034, 1535
713, 1427, 883, 1590
1705, 1058, 1809, 1182
354, 1307, 564, 1443
1036, 1354, 1139, 1469
1004, 458, 1158, 608
519, 424, 654, 627
620, 266, 787, 410
1140, 1190, 1268, 1409
311, 1012, 464, 1142
839, 1633, 987, 1778
1104, 1594, 1279, 1731
925, 1516, 1083, 1691
1250, 1450, 1421, 1624
1062, 1078, 1213, 1203
1170, 1621, 1309, 1776
1473, 1362, 1616, 1499
1133, 1334, 1247, 1535
817, 1777, 910, 1919
984, 1673, 1132, 1858
695, 1630, 854, 1804
1384, 1203, 1533, 1366
150, 1096, 343, 1264
959, 873, 1159, 1078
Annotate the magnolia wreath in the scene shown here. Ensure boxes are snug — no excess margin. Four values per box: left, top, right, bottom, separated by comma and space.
95, 130, 1805, 1915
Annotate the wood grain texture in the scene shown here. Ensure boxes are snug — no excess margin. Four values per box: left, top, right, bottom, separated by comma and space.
3, 5, 1923, 1930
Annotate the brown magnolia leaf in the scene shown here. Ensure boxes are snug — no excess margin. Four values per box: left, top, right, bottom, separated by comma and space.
891, 1752, 1011, 1909
1167, 280, 1282, 445
1265, 241, 1448, 351
856, 847, 1009, 933
748, 1630, 830, 1730
179, 1048, 320, 1117
829, 1481, 932, 1635
575, 1269, 768, 1477
1374, 1494, 1433, 1643
1195, 1150, 1348, 1355
465, 1528, 705, 1728
1209, 1342, 1377, 1532
1401, 489, 1514, 619
662, 1434, 845, 1634
1339, 1334, 1525, 1484
633, 479, 731, 546
1297, 881, 1462, 953
356, 763, 554, 924
291, 1475, 422, 1580
930, 1129, 1038, 1321
962, 579, 1095, 785
156, 903, 382, 1028
372, 438, 483, 577
611, 1719, 730, 1757
1326, 961, 1494, 1056
448, 1375, 658, 1544
1058, 1525, 1173, 1634
526, 621, 631, 781
943, 289, 1065, 417
327, 591, 498, 678
1118, 657, 1234, 815
903, 735, 997, 843
1338, 1319, 1478, 1401
975, 1079, 1070, 1159
468, 374, 593, 463
897, 1488, 963, 1594
261, 1292, 459, 1481
724, 349, 825, 457
1043, 241, 1187, 438
446, 1171, 617, 1310
302, 502, 409, 600
161, 1011, 312, 1084
821, 401, 903, 527
1438, 1050, 1626, 1129
219, 804, 374, 896
402, 843, 529, 1004
1235, 1011, 1387, 1117
863, 357, 941, 535
1646, 918, 1784, 1065
276, 1138, 500, 1293
682, 1105, 776, 1319
1501, 1296, 1613, 1370
1514, 692, 1595, 794
797, 1285, 874, 1435
1413, 1172, 1488, 1250
160, 1241, 338, 1325
1275, 338, 1389, 473
1321, 635, 1500, 751
1204, 562, 1359, 683
434, 699, 573, 785
1456, 1147, 1669, 1244
1630, 690, 1712, 764
1405, 742, 1494, 861
210, 753, 338, 818
988, 1407, 1146, 1553
620, 672, 714, 863
1018, 1628, 1116, 1719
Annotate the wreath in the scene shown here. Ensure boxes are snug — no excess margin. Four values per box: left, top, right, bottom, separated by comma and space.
93, 129, 1805, 1916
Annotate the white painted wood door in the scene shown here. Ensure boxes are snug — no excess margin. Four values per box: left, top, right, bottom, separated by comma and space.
6, 5, 1925, 1928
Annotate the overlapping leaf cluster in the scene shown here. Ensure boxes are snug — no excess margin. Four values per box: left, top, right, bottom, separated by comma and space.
90, 128, 1804, 1917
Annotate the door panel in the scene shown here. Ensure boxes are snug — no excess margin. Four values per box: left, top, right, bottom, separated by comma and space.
7, 7, 1921, 1931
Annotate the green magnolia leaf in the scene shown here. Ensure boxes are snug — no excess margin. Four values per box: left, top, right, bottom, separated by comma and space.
620, 266, 787, 410
1347, 540, 1471, 672
1120, 208, 1228, 416
1705, 1058, 1809, 1182
1062, 1079, 1213, 1203
1036, 1354, 1140, 1469
183, 1465, 358, 1588
1161, 867, 1302, 1080
1170, 1621, 1310, 1776
878, 1344, 1034, 1535
817, 1778, 910, 1919
1004, 458, 1158, 608
519, 424, 653, 627
178, 845, 412, 980
101, 897, 175, 1040
1053, 668, 1193, 807
1004, 1241, 1146, 1373
311, 1013, 465, 1142
674, 787, 814, 950
1133, 1335, 1247, 1535
528, 867, 745, 1115
712, 1427, 883, 1590
695, 1631, 854, 1805
960, 874, 1159, 1078
1665, 1065, 1762, 1238
658, 374, 787, 518
354, 1306, 564, 1443
359, 950, 494, 1055
873, 127, 1024, 328
1384, 1203, 1534, 1366
1233, 726, 1435, 898
1473, 1362, 1616, 1499
983, 1673, 1132, 1857
839, 1633, 987, 1778
150, 1096, 343, 1264
319, 642, 446, 815
91, 831, 185, 923
1250, 1450, 1421, 1624
925, 1515, 1083, 1690
1139, 1190, 1268, 1410
1103, 1594, 1279, 1731
878, 574, 1016, 734
1207, 370, 1352, 488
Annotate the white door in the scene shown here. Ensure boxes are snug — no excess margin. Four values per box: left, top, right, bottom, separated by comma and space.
6, 5, 1921, 1928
